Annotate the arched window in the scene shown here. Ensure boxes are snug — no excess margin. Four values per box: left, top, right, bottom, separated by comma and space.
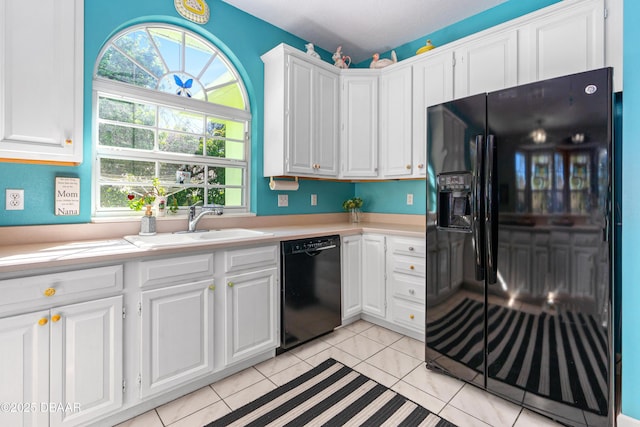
93, 24, 250, 216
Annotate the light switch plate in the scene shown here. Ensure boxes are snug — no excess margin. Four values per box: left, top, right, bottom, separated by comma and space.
277, 194, 288, 207
311, 194, 317, 206
6, 189, 24, 210
406, 193, 414, 205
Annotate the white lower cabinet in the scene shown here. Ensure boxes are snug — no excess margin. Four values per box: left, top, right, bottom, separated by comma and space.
0, 295, 123, 427
361, 234, 386, 318
139, 280, 214, 398
222, 268, 278, 365
341, 235, 363, 321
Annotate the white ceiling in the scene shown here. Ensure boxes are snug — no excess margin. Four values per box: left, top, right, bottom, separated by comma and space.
221, 0, 508, 63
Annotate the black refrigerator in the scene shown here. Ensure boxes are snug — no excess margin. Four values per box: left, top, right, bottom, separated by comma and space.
425, 68, 614, 427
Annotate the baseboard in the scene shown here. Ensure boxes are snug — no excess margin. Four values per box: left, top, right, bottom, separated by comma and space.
618, 413, 640, 427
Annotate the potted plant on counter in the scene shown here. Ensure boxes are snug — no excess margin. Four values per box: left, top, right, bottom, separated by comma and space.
342, 197, 363, 223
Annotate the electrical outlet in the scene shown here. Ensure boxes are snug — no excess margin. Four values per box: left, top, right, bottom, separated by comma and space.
277, 194, 288, 207
406, 193, 414, 205
311, 194, 317, 206
6, 189, 24, 210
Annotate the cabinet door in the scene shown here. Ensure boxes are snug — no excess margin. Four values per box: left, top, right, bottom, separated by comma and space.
380, 66, 413, 177
413, 50, 454, 177
361, 234, 386, 317
341, 235, 362, 320
341, 74, 379, 178
225, 268, 278, 365
50, 296, 123, 427
0, 310, 49, 427
0, 0, 83, 164
140, 280, 215, 398
572, 246, 598, 299
314, 67, 340, 176
550, 243, 571, 295
287, 56, 314, 175
454, 30, 518, 99
523, 0, 604, 83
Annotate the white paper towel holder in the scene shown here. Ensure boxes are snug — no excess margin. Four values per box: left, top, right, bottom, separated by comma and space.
269, 176, 299, 191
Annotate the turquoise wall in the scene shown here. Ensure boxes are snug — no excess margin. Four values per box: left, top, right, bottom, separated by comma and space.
622, 1, 639, 420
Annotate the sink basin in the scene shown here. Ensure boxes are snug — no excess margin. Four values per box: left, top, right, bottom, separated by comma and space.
124, 228, 273, 248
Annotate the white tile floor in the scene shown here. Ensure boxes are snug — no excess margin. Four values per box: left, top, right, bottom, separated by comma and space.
116, 320, 563, 427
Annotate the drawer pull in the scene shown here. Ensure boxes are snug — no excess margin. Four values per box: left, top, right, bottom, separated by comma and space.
408, 247, 414, 251
209, 284, 216, 291
51, 314, 61, 323
405, 164, 411, 170
409, 289, 415, 295
409, 265, 415, 270
409, 314, 415, 320
38, 317, 48, 326
44, 287, 56, 297
228, 282, 234, 288
417, 163, 424, 169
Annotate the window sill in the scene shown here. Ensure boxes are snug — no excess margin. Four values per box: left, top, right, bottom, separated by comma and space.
91, 211, 256, 224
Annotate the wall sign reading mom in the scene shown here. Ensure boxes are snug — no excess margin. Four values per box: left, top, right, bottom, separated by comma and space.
174, 0, 210, 24
55, 177, 80, 216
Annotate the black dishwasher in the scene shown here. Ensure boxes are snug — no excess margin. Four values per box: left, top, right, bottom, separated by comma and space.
279, 235, 341, 351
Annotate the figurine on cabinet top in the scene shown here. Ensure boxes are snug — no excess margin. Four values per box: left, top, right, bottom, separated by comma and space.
416, 39, 436, 55
305, 43, 321, 59
332, 46, 351, 69
370, 50, 397, 68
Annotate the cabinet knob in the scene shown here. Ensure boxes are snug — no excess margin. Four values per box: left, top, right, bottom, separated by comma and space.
208, 284, 216, 291
51, 314, 61, 323
409, 314, 415, 320
44, 287, 56, 297
228, 282, 234, 288
408, 246, 414, 251
38, 317, 48, 326
405, 164, 411, 170
417, 163, 424, 169
409, 265, 415, 270
409, 289, 415, 295
65, 139, 73, 145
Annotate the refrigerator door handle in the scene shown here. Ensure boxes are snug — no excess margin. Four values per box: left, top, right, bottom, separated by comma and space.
473, 135, 485, 281
485, 135, 498, 285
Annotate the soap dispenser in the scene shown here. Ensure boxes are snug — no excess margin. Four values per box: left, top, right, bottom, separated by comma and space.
139, 204, 157, 235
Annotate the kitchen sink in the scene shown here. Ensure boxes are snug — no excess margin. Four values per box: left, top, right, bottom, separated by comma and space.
124, 228, 273, 248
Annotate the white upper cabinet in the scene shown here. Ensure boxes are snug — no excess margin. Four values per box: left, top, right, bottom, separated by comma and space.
454, 29, 519, 99
262, 45, 339, 177
340, 72, 379, 178
519, 0, 605, 85
0, 0, 83, 164
412, 49, 455, 177
379, 66, 413, 178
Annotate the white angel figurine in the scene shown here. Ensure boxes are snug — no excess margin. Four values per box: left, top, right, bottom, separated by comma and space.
305, 43, 321, 59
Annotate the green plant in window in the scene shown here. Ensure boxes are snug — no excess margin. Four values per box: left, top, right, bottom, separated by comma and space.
126, 178, 168, 211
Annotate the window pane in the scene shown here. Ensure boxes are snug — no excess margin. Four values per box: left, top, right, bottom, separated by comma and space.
185, 34, 214, 77
99, 124, 155, 150
207, 167, 243, 185
207, 117, 244, 140
158, 132, 203, 154
207, 82, 245, 109
99, 98, 156, 126
159, 162, 205, 184
149, 28, 182, 71
100, 185, 131, 208
158, 73, 206, 101
100, 158, 155, 181
159, 107, 204, 133
97, 46, 157, 88
223, 188, 243, 206
114, 29, 166, 78
201, 56, 235, 90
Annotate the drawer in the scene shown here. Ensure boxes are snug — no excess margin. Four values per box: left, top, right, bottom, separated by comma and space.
225, 244, 278, 273
0, 265, 123, 310
390, 272, 425, 303
390, 297, 425, 333
390, 254, 425, 277
140, 253, 214, 287
388, 237, 426, 257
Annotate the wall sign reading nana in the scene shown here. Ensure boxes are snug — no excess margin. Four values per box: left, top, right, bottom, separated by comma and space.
55, 177, 80, 216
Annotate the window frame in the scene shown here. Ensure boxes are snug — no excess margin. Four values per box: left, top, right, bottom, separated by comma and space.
91, 23, 251, 218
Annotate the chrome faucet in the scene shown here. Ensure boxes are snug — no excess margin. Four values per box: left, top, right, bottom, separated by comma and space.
187, 204, 223, 232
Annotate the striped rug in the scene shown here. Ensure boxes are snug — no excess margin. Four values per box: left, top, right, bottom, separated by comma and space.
427, 298, 609, 415
206, 358, 457, 427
